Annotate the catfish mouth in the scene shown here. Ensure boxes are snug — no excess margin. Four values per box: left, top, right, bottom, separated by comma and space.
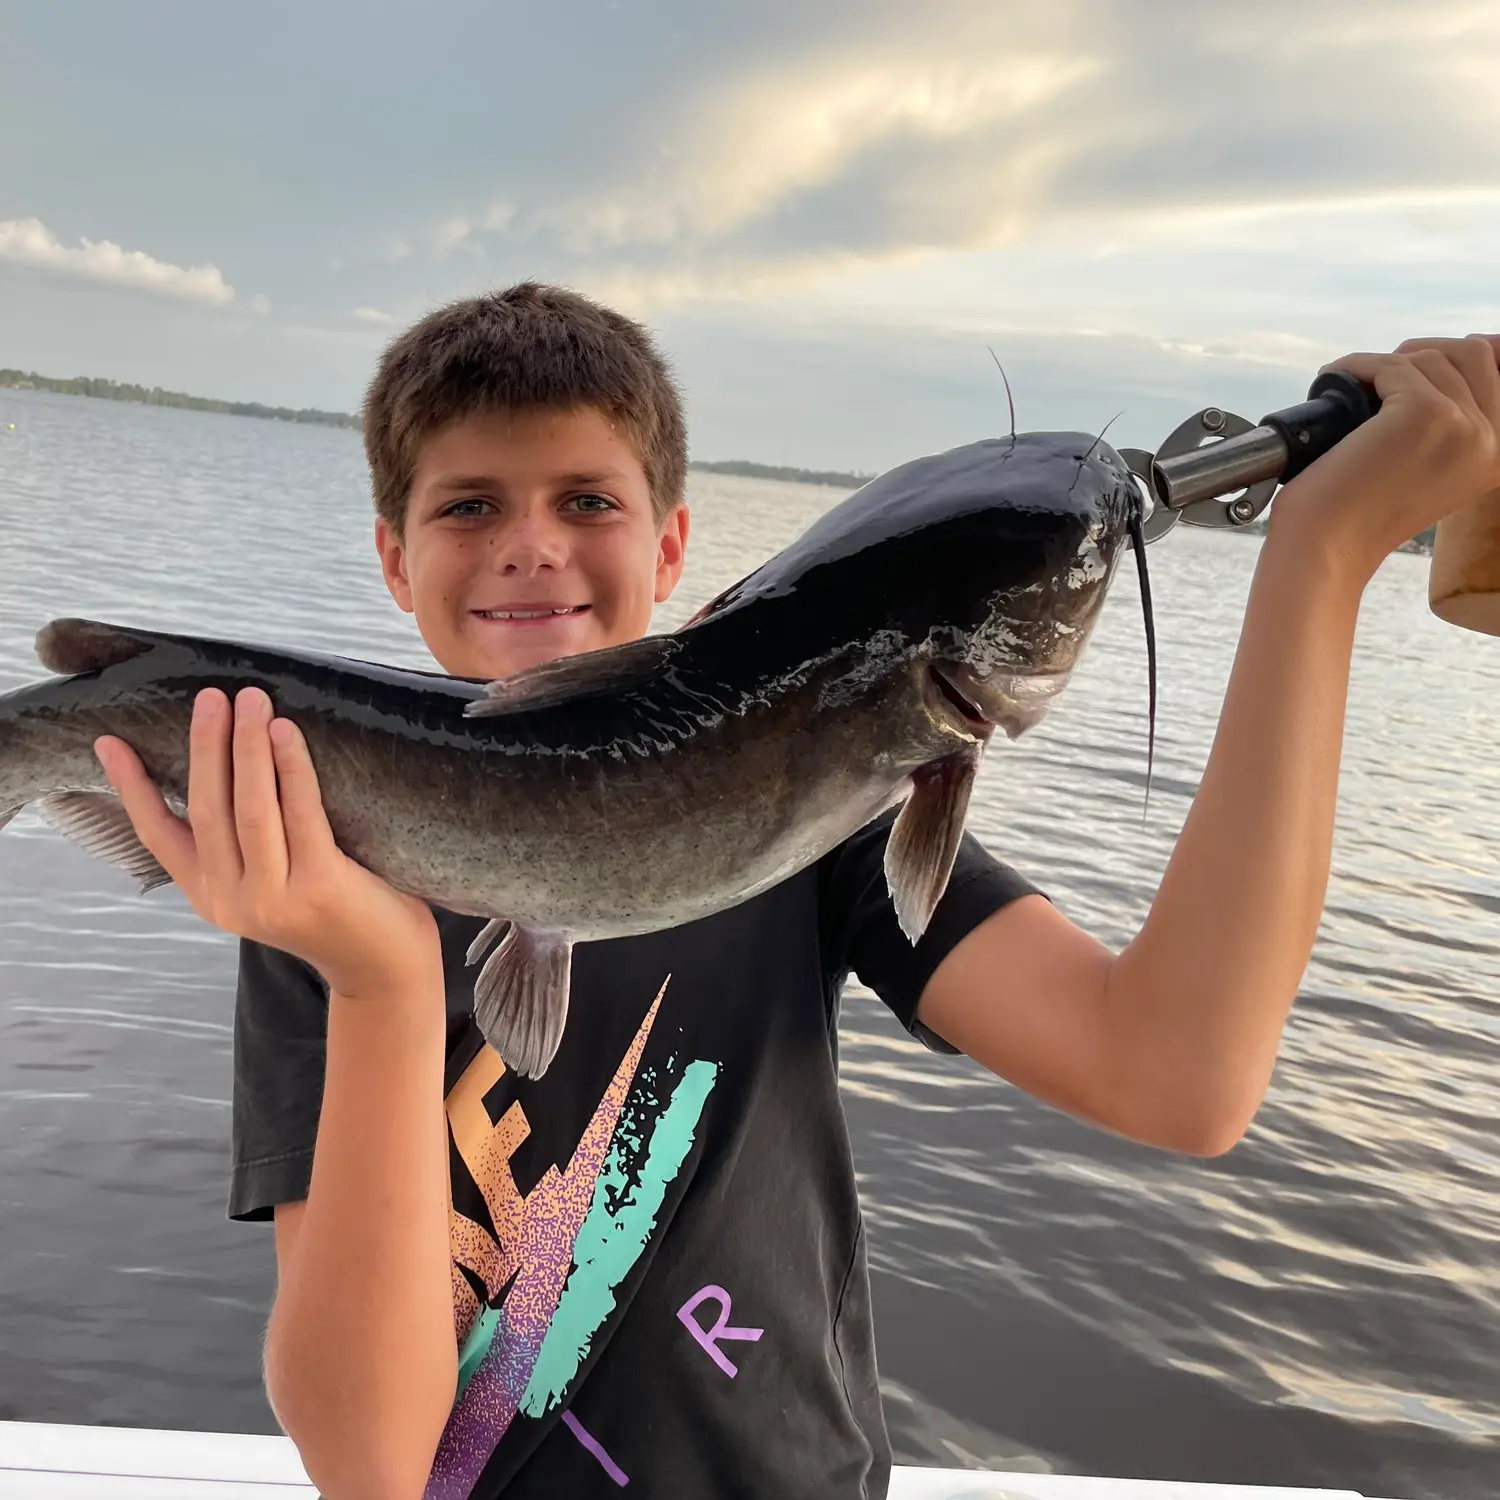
931, 660, 1071, 741
929, 663, 993, 734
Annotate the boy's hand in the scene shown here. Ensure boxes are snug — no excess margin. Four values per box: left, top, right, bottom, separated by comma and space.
95, 685, 441, 1004
1270, 333, 1500, 581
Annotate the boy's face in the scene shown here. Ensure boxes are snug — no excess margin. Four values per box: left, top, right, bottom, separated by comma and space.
376, 406, 689, 680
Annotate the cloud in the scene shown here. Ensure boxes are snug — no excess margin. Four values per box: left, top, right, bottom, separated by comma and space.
0, 217, 235, 305
533, 49, 1104, 254
6, 0, 1497, 430
431, 215, 476, 257
421, 0, 1500, 312
427, 201, 515, 259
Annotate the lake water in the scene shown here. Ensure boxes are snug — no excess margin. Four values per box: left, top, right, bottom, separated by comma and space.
0, 389, 1495, 1499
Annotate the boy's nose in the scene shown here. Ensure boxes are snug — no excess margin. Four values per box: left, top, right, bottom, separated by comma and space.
494, 510, 570, 574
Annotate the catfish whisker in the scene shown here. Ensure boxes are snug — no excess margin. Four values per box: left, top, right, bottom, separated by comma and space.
986, 346, 1017, 447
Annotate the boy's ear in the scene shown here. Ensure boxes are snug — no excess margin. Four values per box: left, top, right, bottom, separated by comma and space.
375, 516, 415, 614
655, 504, 690, 604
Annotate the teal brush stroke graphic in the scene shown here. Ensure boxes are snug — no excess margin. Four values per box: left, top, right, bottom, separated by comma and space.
455, 1302, 503, 1401
521, 1059, 719, 1415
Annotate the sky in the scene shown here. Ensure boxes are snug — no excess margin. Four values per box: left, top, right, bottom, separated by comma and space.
2, 0, 1498, 471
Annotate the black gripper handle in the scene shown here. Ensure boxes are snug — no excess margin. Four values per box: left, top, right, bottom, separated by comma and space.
1259, 370, 1383, 483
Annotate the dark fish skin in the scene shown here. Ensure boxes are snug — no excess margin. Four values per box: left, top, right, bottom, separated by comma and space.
0, 626, 938, 931
0, 432, 1139, 1076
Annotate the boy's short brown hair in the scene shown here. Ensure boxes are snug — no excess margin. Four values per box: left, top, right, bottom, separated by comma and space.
363, 281, 687, 534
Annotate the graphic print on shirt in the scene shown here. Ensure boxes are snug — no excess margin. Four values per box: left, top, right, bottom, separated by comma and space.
426, 977, 721, 1498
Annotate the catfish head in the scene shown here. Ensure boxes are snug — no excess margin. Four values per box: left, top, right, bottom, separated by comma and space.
865, 431, 1145, 939
679, 428, 1151, 942
892, 431, 1141, 746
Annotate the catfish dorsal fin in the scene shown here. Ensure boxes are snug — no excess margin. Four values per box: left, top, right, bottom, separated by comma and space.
463, 634, 681, 719
36, 619, 154, 677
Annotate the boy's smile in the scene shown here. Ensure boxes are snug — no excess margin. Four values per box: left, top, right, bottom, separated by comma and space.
376, 407, 689, 681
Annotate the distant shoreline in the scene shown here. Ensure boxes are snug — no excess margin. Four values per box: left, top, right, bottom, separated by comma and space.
1229, 513, 1435, 556
0, 371, 1436, 538
0, 368, 870, 490
687, 458, 871, 489
0, 367, 360, 430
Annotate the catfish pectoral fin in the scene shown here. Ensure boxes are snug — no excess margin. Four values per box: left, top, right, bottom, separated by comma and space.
473, 925, 573, 1080
465, 916, 509, 967
883, 751, 980, 944
39, 791, 174, 894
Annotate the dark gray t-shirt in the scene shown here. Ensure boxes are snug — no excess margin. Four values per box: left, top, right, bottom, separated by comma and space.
230, 810, 1040, 1499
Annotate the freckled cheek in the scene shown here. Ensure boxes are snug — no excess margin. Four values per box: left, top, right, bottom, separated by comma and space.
428, 549, 484, 605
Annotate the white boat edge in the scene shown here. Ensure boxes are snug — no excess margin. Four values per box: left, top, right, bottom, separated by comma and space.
0, 1420, 1405, 1499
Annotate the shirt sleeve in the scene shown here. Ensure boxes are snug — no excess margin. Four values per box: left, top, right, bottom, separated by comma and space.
818, 807, 1047, 1054
228, 937, 329, 1222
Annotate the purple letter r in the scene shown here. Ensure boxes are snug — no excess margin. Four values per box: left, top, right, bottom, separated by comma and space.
677, 1285, 764, 1378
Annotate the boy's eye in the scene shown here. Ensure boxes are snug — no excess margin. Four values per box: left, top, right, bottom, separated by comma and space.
445, 498, 492, 518
567, 493, 616, 514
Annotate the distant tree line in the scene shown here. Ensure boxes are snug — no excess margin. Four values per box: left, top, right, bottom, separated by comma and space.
688, 458, 872, 489
0, 368, 359, 430
3, 369, 875, 479
1236, 509, 1437, 555
0, 370, 1443, 547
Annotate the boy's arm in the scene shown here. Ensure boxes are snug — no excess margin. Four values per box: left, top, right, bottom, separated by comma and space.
917, 534, 1361, 1154
98, 687, 458, 1498
266, 972, 455, 1500
916, 334, 1500, 1155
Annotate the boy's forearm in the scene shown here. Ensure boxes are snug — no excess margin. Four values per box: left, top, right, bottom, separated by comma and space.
265, 974, 457, 1499
1104, 514, 1368, 1151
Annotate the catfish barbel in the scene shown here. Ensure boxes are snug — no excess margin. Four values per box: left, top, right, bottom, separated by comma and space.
0, 430, 1154, 1078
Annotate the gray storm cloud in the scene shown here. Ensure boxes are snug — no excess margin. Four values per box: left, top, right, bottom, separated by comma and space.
429, 0, 1500, 298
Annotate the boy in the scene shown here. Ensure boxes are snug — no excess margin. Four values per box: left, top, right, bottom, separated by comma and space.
95, 285, 1500, 1500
